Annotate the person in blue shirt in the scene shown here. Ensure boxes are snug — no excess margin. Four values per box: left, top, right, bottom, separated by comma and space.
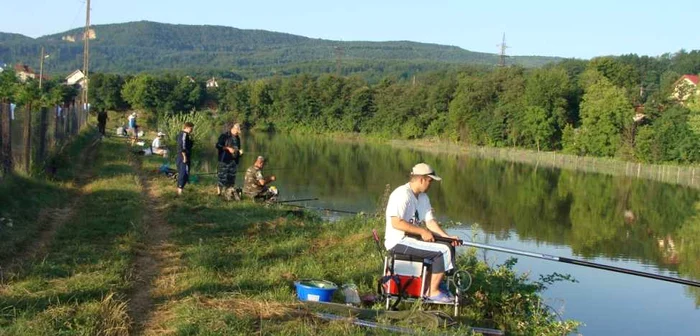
176, 122, 194, 196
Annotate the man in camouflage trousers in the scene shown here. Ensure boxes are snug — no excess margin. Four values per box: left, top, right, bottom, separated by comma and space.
243, 156, 278, 202
215, 123, 242, 200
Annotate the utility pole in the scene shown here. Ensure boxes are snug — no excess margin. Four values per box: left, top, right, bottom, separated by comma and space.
39, 46, 46, 89
334, 46, 344, 77
82, 0, 91, 106
497, 33, 509, 67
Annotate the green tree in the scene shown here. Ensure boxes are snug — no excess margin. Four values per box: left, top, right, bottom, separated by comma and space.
578, 73, 633, 156
523, 106, 555, 151
521, 67, 570, 149
121, 74, 168, 114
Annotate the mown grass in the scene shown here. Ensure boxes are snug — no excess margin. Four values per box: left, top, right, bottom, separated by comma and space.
0, 135, 144, 336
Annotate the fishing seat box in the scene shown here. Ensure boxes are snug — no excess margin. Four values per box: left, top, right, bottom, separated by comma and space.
384, 255, 430, 298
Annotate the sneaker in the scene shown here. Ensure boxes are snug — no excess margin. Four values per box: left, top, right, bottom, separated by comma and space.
426, 292, 453, 303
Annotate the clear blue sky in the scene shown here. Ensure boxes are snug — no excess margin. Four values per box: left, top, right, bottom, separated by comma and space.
2, 0, 699, 59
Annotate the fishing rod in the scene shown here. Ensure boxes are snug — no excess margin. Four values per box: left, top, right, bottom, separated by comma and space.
282, 203, 360, 214
275, 198, 319, 204
409, 235, 700, 288
191, 168, 292, 176
315, 312, 504, 336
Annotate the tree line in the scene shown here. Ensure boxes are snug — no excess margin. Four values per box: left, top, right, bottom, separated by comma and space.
2, 50, 700, 163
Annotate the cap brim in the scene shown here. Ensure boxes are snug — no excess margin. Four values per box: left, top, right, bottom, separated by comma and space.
428, 174, 442, 181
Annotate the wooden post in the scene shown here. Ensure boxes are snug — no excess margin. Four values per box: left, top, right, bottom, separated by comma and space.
38, 107, 48, 165
0, 103, 11, 175
23, 104, 32, 174
636, 163, 640, 178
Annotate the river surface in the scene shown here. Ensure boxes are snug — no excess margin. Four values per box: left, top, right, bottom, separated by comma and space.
196, 132, 700, 335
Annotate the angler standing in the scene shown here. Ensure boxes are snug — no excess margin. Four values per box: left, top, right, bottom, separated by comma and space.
176, 121, 194, 196
215, 123, 243, 200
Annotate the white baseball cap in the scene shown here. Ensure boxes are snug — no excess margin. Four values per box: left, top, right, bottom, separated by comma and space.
410, 163, 442, 181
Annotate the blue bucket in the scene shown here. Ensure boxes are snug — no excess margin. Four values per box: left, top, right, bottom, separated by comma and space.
294, 279, 337, 302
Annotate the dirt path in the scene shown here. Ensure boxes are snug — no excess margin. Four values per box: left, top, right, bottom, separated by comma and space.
0, 135, 100, 279
126, 156, 180, 335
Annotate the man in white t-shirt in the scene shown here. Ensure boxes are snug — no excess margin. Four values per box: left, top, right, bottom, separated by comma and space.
151, 132, 168, 157
385, 163, 460, 303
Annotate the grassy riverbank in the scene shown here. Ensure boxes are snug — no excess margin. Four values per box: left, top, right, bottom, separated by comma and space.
0, 126, 580, 335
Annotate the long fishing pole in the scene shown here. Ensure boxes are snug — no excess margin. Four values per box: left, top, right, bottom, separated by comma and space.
283, 203, 360, 214
410, 235, 700, 288
275, 198, 319, 204
192, 168, 292, 176
315, 312, 504, 336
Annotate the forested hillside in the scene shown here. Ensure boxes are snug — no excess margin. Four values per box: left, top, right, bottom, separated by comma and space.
0, 21, 559, 80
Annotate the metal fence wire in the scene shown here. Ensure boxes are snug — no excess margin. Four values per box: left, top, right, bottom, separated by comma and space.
0, 102, 89, 177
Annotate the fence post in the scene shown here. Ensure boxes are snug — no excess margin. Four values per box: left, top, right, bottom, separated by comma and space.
1, 103, 11, 175
23, 103, 32, 174
38, 107, 48, 168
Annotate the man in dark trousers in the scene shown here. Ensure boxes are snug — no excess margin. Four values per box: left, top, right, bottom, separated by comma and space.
97, 109, 108, 136
215, 123, 243, 200
176, 122, 194, 196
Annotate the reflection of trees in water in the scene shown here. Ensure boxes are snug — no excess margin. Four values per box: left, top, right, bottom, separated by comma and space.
676, 202, 700, 305
198, 132, 700, 291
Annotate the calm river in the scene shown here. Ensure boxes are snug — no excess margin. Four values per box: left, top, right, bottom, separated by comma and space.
196, 132, 700, 335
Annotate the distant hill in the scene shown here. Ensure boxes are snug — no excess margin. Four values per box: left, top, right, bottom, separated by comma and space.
0, 21, 562, 79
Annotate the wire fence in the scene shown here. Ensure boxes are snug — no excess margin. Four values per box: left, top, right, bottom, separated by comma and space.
392, 140, 700, 190
0, 102, 89, 178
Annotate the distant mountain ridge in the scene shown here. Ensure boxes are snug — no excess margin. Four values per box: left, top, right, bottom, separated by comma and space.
0, 21, 562, 79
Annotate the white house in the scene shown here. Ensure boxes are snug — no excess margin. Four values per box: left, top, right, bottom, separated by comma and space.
14, 64, 36, 82
206, 77, 219, 88
671, 74, 699, 102
66, 69, 86, 88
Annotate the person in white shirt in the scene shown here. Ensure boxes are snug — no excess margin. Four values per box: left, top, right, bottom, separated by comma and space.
385, 163, 460, 303
151, 132, 168, 157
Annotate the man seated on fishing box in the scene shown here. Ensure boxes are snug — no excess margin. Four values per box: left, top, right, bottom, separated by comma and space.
384, 163, 461, 303
151, 132, 169, 157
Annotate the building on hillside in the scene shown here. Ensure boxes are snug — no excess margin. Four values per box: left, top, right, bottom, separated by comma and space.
0, 62, 7, 73
670, 74, 699, 103
633, 105, 646, 123
206, 77, 219, 88
66, 69, 87, 88
14, 64, 36, 82
185, 76, 196, 83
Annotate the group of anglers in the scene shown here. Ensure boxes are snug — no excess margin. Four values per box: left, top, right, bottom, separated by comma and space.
172, 121, 278, 201
169, 120, 459, 301
174, 120, 458, 301
119, 116, 461, 302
